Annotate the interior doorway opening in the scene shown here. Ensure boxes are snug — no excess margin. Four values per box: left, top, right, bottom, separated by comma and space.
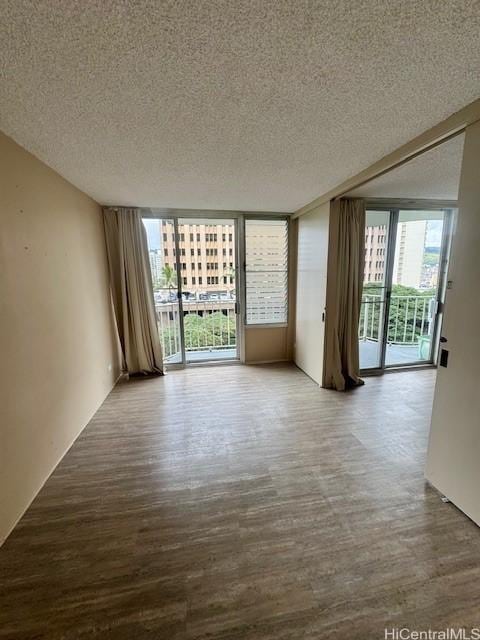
359, 207, 453, 372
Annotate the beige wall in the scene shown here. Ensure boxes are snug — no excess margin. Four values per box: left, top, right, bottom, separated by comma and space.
244, 326, 289, 363
0, 132, 121, 544
294, 202, 330, 384
425, 120, 480, 525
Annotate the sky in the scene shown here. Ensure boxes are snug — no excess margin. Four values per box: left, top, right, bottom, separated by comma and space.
426, 220, 443, 247
143, 219, 161, 250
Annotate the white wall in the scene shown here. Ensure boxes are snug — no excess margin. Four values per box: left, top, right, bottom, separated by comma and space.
0, 132, 121, 544
425, 120, 480, 525
294, 202, 330, 384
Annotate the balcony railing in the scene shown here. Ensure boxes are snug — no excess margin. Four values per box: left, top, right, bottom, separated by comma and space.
359, 294, 435, 345
154, 298, 236, 361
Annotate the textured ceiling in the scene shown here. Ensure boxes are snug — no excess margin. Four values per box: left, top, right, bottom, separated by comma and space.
1, 2, 479, 212
348, 134, 464, 200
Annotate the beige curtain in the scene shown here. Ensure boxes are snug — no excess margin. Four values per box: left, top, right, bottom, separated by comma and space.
324, 198, 365, 391
103, 207, 164, 375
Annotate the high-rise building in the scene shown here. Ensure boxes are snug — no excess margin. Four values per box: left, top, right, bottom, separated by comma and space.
158, 220, 236, 292
420, 264, 439, 289
148, 250, 164, 284
364, 220, 429, 289
392, 220, 427, 289
364, 224, 387, 283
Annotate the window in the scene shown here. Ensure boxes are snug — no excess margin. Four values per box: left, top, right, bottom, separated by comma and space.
245, 219, 288, 325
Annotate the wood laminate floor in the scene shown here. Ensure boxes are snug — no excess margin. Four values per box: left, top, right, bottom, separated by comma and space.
1, 364, 479, 639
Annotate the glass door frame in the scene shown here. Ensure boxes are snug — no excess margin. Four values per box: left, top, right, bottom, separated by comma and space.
142, 210, 244, 368
376, 206, 399, 373
361, 202, 454, 375
172, 217, 187, 364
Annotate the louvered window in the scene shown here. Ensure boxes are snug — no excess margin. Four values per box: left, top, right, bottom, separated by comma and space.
245, 219, 288, 325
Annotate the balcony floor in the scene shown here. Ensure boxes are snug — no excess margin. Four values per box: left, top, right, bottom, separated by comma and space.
187, 348, 237, 362
359, 339, 425, 369
164, 348, 238, 364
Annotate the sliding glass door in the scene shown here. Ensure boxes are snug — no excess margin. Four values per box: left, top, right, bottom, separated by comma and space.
143, 216, 239, 365
385, 210, 448, 366
143, 218, 184, 363
177, 218, 237, 363
359, 211, 391, 369
359, 207, 452, 372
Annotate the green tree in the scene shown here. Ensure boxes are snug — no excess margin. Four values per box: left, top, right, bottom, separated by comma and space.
423, 252, 440, 267
360, 284, 435, 344
183, 312, 236, 350
160, 311, 235, 357
161, 264, 177, 289
153, 264, 177, 292
387, 285, 435, 343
